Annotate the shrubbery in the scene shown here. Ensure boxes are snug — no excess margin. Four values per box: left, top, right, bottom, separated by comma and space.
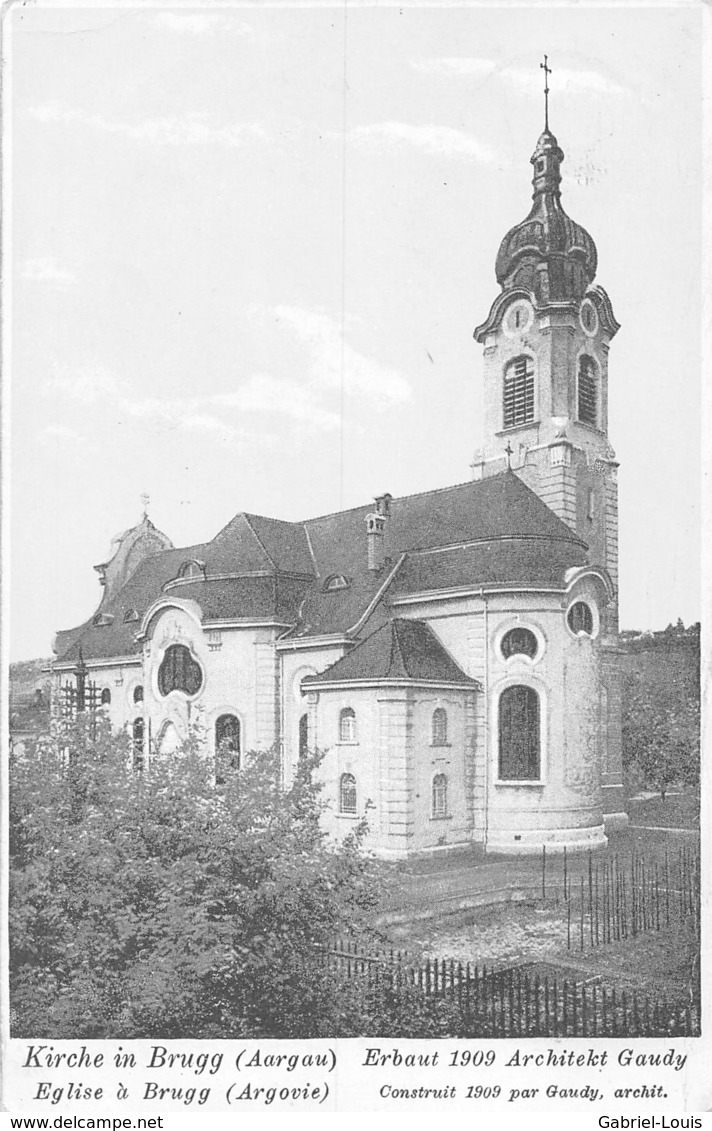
11, 715, 455, 1038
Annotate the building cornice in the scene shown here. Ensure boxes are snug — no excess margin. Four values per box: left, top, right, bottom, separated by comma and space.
50, 654, 142, 674
391, 585, 565, 607
275, 634, 353, 653
305, 677, 481, 693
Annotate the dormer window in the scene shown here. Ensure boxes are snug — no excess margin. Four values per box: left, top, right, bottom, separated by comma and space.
123, 608, 139, 623
178, 560, 206, 581
578, 356, 599, 428
503, 356, 535, 429
324, 574, 350, 592
93, 612, 114, 627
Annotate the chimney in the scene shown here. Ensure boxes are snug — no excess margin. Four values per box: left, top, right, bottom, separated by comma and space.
366, 493, 391, 571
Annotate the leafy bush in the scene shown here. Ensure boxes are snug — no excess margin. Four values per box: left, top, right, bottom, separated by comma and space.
10, 715, 388, 1037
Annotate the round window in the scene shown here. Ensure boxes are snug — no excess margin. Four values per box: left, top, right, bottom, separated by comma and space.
568, 601, 594, 636
501, 627, 538, 660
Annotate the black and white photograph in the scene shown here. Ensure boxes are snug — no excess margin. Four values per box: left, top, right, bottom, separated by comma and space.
3, 0, 707, 1114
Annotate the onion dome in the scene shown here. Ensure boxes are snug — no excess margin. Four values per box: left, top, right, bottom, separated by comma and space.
495, 129, 598, 303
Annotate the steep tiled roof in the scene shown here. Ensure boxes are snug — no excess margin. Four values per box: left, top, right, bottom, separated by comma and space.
54, 471, 589, 664
392, 538, 587, 597
303, 619, 479, 687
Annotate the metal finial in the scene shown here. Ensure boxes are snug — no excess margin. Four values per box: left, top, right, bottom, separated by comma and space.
140, 493, 150, 518
540, 54, 552, 131
504, 440, 514, 470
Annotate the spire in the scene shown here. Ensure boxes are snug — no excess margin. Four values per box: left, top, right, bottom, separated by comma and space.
491, 60, 598, 303
540, 54, 551, 132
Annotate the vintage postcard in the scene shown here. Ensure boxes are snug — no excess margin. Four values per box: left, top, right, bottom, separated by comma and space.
2, 0, 708, 1118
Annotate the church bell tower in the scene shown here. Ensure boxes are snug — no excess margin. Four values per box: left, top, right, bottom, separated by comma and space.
471, 61, 626, 823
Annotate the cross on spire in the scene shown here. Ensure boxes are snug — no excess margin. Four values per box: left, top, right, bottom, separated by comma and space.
504, 440, 514, 469
140, 493, 150, 518
540, 54, 552, 131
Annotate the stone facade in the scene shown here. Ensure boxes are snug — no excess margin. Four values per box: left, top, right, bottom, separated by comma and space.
51, 122, 626, 858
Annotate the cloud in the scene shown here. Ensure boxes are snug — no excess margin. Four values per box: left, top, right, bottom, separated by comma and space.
503, 64, 629, 99
20, 257, 75, 287
147, 11, 254, 37
351, 121, 497, 164
272, 306, 411, 405
412, 56, 629, 99
215, 374, 341, 432
411, 57, 495, 78
29, 102, 268, 149
126, 375, 340, 436
44, 366, 121, 404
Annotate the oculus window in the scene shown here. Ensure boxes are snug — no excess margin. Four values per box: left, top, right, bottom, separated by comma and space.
501, 627, 538, 660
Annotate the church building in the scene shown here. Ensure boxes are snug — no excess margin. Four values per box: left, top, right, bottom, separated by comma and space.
51, 109, 627, 858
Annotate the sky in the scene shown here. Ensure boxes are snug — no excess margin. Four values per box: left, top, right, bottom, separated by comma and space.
5, 2, 703, 661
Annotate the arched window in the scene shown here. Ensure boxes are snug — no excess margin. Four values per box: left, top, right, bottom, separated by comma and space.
158, 645, 203, 697
432, 773, 448, 818
132, 717, 144, 772
124, 608, 139, 623
568, 601, 594, 636
339, 707, 356, 743
498, 685, 540, 781
100, 687, 111, 705
432, 707, 448, 746
501, 627, 538, 660
299, 713, 309, 758
578, 355, 598, 427
133, 684, 144, 704
339, 773, 357, 815
215, 713, 240, 783
503, 356, 534, 429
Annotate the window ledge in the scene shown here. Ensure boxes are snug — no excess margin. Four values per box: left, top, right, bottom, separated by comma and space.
430, 814, 452, 821
336, 740, 359, 747
431, 742, 451, 749
336, 812, 360, 820
495, 780, 545, 788
496, 421, 539, 436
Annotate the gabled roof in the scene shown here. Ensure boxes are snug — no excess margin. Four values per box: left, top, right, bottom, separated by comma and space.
302, 619, 480, 688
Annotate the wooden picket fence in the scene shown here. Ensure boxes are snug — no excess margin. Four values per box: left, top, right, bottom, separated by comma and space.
555, 844, 700, 951
318, 939, 699, 1038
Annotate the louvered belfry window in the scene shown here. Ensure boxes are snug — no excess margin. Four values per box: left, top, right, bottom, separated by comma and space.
503, 356, 535, 429
578, 356, 598, 427
498, 685, 540, 780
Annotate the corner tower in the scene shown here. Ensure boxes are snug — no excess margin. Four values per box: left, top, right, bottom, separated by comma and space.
472, 103, 626, 826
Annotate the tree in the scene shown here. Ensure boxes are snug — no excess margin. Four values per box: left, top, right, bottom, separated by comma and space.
622, 670, 700, 800
10, 714, 396, 1038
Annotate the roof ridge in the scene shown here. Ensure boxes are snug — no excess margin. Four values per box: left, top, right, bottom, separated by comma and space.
389, 619, 409, 678
242, 513, 277, 570
301, 472, 512, 525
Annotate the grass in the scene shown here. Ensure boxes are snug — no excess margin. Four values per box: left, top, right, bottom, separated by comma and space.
626, 789, 700, 830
